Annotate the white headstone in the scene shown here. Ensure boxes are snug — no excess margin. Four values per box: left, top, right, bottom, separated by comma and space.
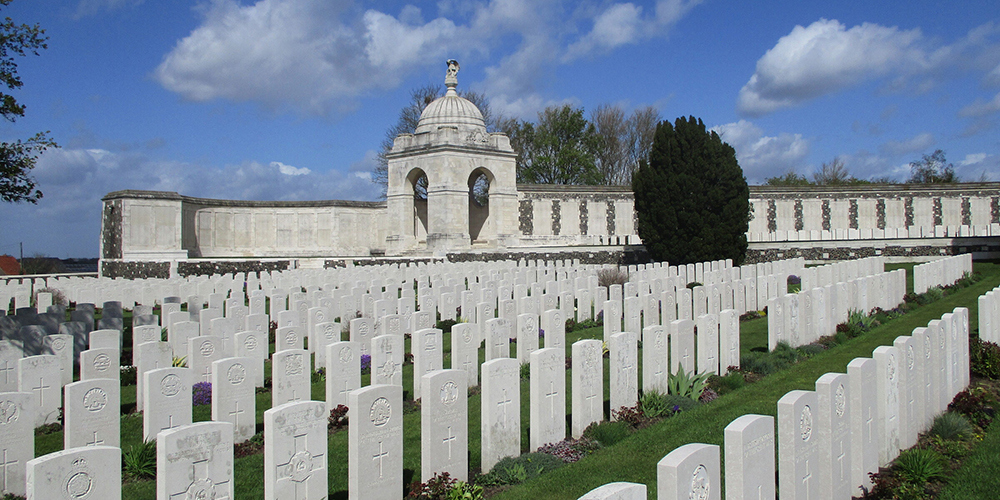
188, 335, 224, 384
412, 328, 443, 400
873, 345, 900, 466
724, 414, 775, 500
420, 369, 468, 482
211, 357, 256, 443
579, 482, 647, 500
815, 372, 851, 500
572, 339, 604, 438
371, 334, 403, 386
80, 347, 119, 382
26, 446, 121, 500
670, 319, 695, 374
610, 332, 638, 417
348, 384, 403, 500
142, 367, 193, 441
0, 391, 34, 497
516, 313, 539, 364
157, 421, 234, 500
18, 354, 60, 426
272, 349, 311, 407
642, 325, 668, 394
64, 378, 121, 449
264, 401, 328, 500
529, 347, 565, 450
777, 390, 819, 500
656, 443, 720, 500
481, 358, 520, 472
325, 341, 361, 413
451, 323, 480, 387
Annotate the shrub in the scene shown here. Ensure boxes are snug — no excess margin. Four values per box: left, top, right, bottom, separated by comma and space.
947, 387, 994, 428
234, 432, 265, 458
922, 287, 944, 304
698, 388, 719, 403
476, 452, 565, 487
407, 471, 457, 499
929, 412, 974, 440
893, 448, 948, 484
597, 268, 629, 288
192, 381, 212, 406
436, 319, 458, 333
708, 372, 744, 395
122, 440, 157, 480
519, 363, 530, 380
446, 481, 484, 500
582, 421, 632, 446
612, 404, 645, 428
639, 390, 673, 419
667, 367, 712, 400
970, 337, 1000, 379
34, 286, 67, 307
328, 404, 349, 430
537, 437, 600, 463
120, 365, 137, 386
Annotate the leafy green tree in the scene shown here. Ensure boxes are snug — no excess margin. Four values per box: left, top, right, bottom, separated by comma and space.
0, 0, 57, 203
633, 116, 750, 265
510, 104, 601, 185
764, 170, 811, 186
907, 149, 957, 183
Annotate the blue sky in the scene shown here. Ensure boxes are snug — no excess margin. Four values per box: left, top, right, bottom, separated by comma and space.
1, 0, 998, 258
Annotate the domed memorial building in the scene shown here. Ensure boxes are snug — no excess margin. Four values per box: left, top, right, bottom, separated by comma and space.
99, 61, 1000, 278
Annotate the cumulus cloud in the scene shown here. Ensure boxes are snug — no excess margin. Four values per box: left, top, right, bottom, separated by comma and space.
737, 19, 934, 116
154, 0, 702, 118
563, 0, 701, 61
737, 19, 1000, 117
0, 147, 382, 257
710, 120, 809, 183
878, 132, 935, 156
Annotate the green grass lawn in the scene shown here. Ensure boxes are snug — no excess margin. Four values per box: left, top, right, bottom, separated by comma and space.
29, 261, 1000, 499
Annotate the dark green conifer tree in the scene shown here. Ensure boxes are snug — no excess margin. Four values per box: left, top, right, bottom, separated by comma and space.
632, 116, 750, 264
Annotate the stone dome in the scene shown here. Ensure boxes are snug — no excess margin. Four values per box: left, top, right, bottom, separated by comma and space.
415, 88, 486, 134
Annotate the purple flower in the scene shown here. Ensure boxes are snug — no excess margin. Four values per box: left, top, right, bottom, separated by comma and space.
360, 354, 372, 373
192, 381, 212, 406
538, 328, 545, 339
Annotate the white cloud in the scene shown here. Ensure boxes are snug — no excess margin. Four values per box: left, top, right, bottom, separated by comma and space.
710, 120, 809, 183
951, 153, 1000, 181
154, 0, 702, 118
0, 147, 382, 257
958, 91, 1000, 117
878, 132, 935, 156
563, 0, 701, 61
271, 161, 311, 176
960, 153, 988, 166
738, 19, 935, 116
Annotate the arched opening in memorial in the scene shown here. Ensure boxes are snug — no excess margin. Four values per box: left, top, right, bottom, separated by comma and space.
408, 168, 429, 242
469, 167, 492, 244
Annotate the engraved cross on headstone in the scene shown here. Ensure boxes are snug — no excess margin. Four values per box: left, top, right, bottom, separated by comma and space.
31, 377, 49, 406
0, 449, 17, 491
86, 430, 105, 446
545, 380, 558, 419
498, 389, 512, 428
228, 400, 245, 427
372, 441, 388, 478
0, 361, 13, 384
442, 426, 457, 460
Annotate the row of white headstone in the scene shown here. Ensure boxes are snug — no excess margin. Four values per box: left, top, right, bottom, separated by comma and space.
980, 285, 1000, 344
798, 256, 884, 291
913, 254, 973, 294
578, 306, 971, 500
766, 269, 907, 349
